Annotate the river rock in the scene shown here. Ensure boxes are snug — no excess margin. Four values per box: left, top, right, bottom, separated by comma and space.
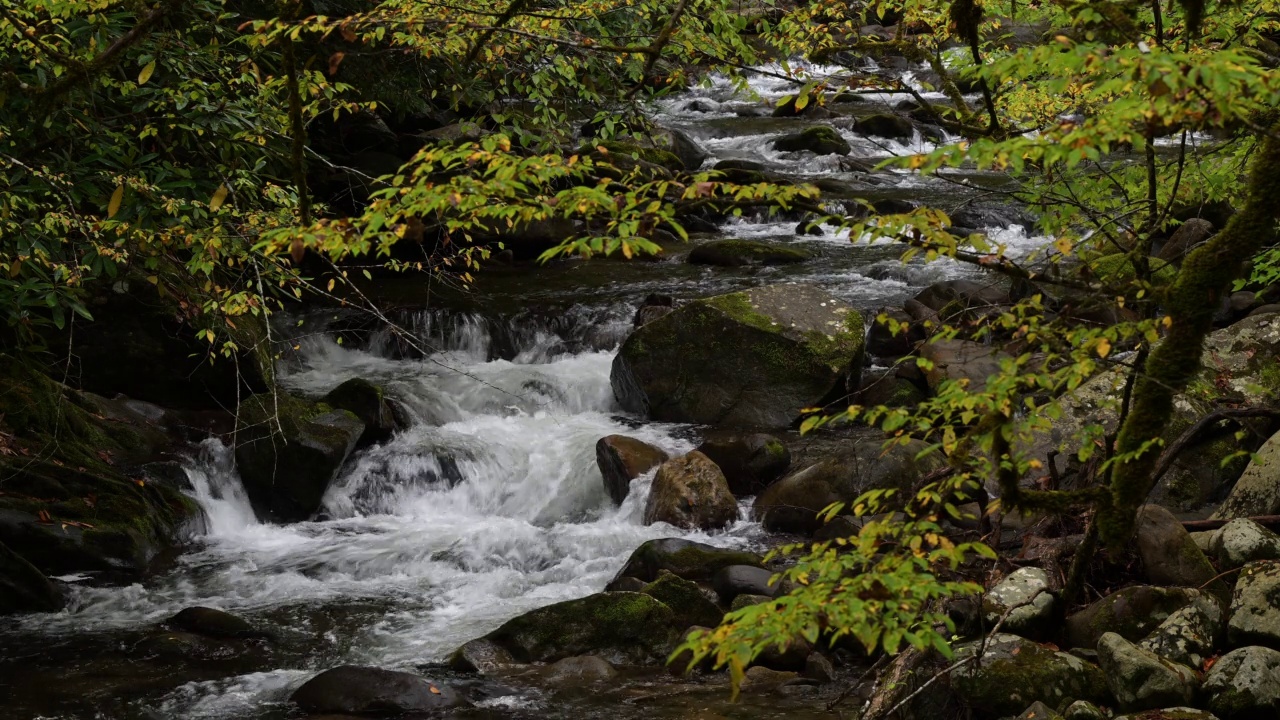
1113, 710, 1219, 720
1017, 702, 1065, 720
0, 542, 63, 614
477, 591, 682, 664
1065, 586, 1202, 650
596, 435, 669, 505
753, 438, 943, 533
640, 571, 723, 629
234, 392, 364, 522
1215, 429, 1280, 520
687, 240, 811, 267
608, 538, 763, 585
982, 567, 1055, 639
1098, 631, 1199, 711
712, 564, 783, 604
166, 606, 273, 641
731, 593, 773, 611
611, 284, 865, 428
739, 665, 799, 691
1204, 645, 1280, 718
633, 293, 675, 328
771, 126, 851, 155
643, 452, 739, 531
323, 377, 403, 446
951, 633, 1109, 717
448, 638, 516, 672
913, 279, 1010, 312
1228, 561, 1280, 648
1199, 312, 1280, 408
854, 113, 915, 140
1139, 599, 1223, 668
1158, 218, 1215, 262
918, 339, 1010, 393
695, 432, 791, 496
1213, 519, 1280, 570
290, 666, 466, 714
866, 308, 922, 359
1064, 700, 1107, 720
531, 655, 619, 685
804, 652, 835, 682
1136, 504, 1221, 589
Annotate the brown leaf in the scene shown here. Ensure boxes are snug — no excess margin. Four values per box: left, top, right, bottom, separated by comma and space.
37, 510, 52, 524
328, 51, 346, 76
340, 23, 357, 43
290, 237, 306, 264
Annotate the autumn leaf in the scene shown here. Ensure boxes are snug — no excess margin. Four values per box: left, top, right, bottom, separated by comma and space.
1096, 338, 1112, 358
328, 51, 346, 76
108, 185, 124, 218
138, 60, 156, 85
210, 184, 229, 211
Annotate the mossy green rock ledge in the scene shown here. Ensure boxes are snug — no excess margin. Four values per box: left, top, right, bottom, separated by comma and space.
951, 633, 1110, 718
468, 591, 684, 664
611, 284, 865, 428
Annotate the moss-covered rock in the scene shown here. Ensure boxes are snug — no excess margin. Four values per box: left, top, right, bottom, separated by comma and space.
951, 633, 1110, 717
1228, 560, 1280, 648
290, 666, 467, 714
771, 126, 851, 156
1064, 586, 1204, 650
1097, 631, 1198, 711
643, 451, 739, 531
753, 439, 942, 533
233, 391, 364, 522
476, 591, 684, 664
608, 538, 764, 585
686, 240, 811, 267
323, 377, 402, 447
611, 284, 865, 428
710, 159, 775, 184
640, 571, 724, 629
853, 113, 916, 140
1204, 645, 1280, 719
0, 357, 201, 581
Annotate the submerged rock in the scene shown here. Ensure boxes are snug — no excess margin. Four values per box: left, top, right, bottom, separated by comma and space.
608, 538, 763, 585
595, 435, 669, 505
234, 391, 364, 522
695, 432, 791, 496
643, 451, 739, 531
290, 665, 467, 714
612, 283, 864, 428
1098, 632, 1198, 711
753, 438, 942, 533
951, 633, 1109, 717
166, 606, 273, 641
476, 591, 682, 664
687, 240, 811, 267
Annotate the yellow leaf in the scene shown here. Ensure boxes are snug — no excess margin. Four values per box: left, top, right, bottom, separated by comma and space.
107, 185, 124, 218
138, 60, 156, 85
1096, 338, 1111, 358
1053, 236, 1073, 255
210, 184, 229, 211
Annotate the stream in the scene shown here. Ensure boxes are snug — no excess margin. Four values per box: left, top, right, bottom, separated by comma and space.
0, 61, 1046, 719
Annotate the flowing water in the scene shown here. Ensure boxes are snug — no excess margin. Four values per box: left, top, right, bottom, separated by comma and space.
0, 60, 1048, 719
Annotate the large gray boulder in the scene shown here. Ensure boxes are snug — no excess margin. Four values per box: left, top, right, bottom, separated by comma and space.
752, 438, 942, 533
951, 633, 1109, 717
1229, 561, 1280, 648
234, 392, 364, 522
1139, 599, 1223, 668
982, 567, 1055, 640
1216, 430, 1280, 520
1204, 645, 1280, 719
611, 284, 865, 428
917, 339, 1010, 393
643, 452, 739, 531
1098, 631, 1199, 711
1213, 519, 1280, 569
290, 666, 467, 714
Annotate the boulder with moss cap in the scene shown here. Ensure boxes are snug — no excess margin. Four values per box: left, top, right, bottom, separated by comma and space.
611, 283, 865, 428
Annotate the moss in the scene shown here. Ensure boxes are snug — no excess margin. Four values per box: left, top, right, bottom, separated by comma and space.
484, 591, 681, 664
640, 572, 724, 629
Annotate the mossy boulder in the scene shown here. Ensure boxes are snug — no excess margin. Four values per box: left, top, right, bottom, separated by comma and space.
640, 571, 724, 629
771, 126, 851, 156
0, 357, 201, 581
1204, 645, 1280, 719
234, 391, 365, 522
323, 378, 403, 447
695, 431, 791, 496
711, 159, 776, 184
1228, 560, 1280, 648
611, 284, 865, 428
1098, 632, 1198, 711
1216, 429, 1280, 520
951, 633, 1110, 718
1065, 586, 1204, 650
687, 239, 812, 267
290, 666, 467, 715
853, 113, 916, 140
608, 538, 764, 585
643, 451, 739, 531
475, 591, 684, 664
753, 439, 943, 533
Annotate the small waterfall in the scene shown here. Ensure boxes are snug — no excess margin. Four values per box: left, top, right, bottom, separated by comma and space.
182, 438, 259, 537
